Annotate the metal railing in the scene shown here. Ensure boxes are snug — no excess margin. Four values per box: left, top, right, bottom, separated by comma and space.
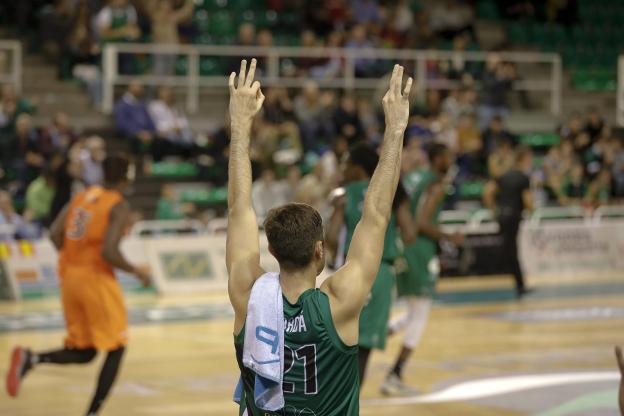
102, 43, 562, 116
0, 40, 22, 93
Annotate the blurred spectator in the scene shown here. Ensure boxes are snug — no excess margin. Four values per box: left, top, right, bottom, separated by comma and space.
584, 107, 604, 142
431, 112, 459, 154
546, 0, 578, 25
48, 151, 82, 222
228, 23, 256, 73
358, 96, 381, 144
478, 54, 513, 129
294, 81, 335, 152
298, 30, 324, 73
256, 29, 275, 72
0, 191, 40, 240
40, 0, 74, 64
146, 0, 194, 76
442, 87, 477, 123
80, 136, 106, 186
155, 184, 194, 220
25, 166, 56, 225
94, 0, 140, 43
319, 136, 348, 188
64, 0, 102, 106
351, 0, 381, 25
205, 116, 231, 186
94, 0, 141, 74
148, 85, 194, 159
309, 31, 344, 80
333, 94, 363, 144
256, 87, 302, 163
612, 138, 624, 198
429, 0, 475, 40
252, 166, 290, 218
0, 84, 36, 137
114, 80, 157, 156
560, 162, 587, 205
482, 115, 515, 155
544, 139, 575, 200
585, 168, 611, 207
558, 111, 583, 142
65, 0, 100, 73
39, 112, 79, 157
392, 0, 415, 37
10, 114, 44, 192
405, 7, 435, 48
345, 25, 377, 77
438, 34, 477, 80
487, 138, 515, 178
293, 162, 328, 211
456, 113, 483, 176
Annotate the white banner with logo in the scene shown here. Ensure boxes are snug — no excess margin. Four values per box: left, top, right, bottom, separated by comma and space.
519, 220, 624, 279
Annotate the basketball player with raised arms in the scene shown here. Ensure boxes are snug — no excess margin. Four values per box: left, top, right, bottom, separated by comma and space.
6, 154, 150, 416
227, 58, 412, 415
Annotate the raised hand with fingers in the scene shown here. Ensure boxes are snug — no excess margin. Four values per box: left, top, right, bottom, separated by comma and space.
228, 58, 265, 125
382, 64, 413, 134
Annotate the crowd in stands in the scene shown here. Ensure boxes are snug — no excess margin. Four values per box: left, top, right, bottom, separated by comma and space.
0, 83, 111, 239
0, 0, 623, 240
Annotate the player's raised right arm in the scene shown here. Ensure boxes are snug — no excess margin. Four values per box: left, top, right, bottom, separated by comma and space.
322, 65, 412, 338
225, 59, 266, 329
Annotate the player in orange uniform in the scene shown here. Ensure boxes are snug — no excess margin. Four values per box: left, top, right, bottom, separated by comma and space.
5, 154, 149, 416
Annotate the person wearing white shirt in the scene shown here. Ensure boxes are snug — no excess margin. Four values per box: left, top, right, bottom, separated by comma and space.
148, 86, 195, 158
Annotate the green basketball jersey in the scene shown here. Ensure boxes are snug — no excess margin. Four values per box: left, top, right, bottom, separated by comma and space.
397, 169, 445, 297
234, 289, 359, 416
110, 7, 132, 30
343, 180, 400, 262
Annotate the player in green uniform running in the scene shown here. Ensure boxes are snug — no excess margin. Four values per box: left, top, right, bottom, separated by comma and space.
381, 142, 464, 396
226, 59, 412, 415
326, 144, 415, 388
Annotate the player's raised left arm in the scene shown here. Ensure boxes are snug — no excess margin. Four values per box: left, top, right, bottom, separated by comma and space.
226, 59, 266, 321
322, 65, 412, 330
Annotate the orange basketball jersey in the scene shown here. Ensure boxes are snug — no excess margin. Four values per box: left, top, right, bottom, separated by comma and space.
59, 186, 124, 277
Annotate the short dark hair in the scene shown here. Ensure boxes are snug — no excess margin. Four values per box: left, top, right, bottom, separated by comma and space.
349, 143, 378, 177
103, 154, 130, 185
426, 142, 448, 163
263, 203, 323, 270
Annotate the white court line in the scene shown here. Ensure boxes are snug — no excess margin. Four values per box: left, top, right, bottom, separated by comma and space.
364, 371, 620, 406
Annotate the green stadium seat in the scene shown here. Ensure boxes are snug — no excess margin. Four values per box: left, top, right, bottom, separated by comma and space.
519, 133, 560, 148
150, 162, 199, 178
237, 9, 257, 25
507, 22, 529, 44
193, 10, 210, 33
180, 188, 228, 205
476, 0, 500, 20
176, 56, 188, 75
256, 10, 279, 29
459, 181, 486, 200
199, 57, 223, 76
209, 11, 235, 36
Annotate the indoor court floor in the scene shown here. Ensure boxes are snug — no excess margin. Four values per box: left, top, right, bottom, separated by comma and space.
0, 274, 622, 415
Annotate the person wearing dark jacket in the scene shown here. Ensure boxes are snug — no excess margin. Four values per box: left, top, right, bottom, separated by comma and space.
483, 146, 534, 297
